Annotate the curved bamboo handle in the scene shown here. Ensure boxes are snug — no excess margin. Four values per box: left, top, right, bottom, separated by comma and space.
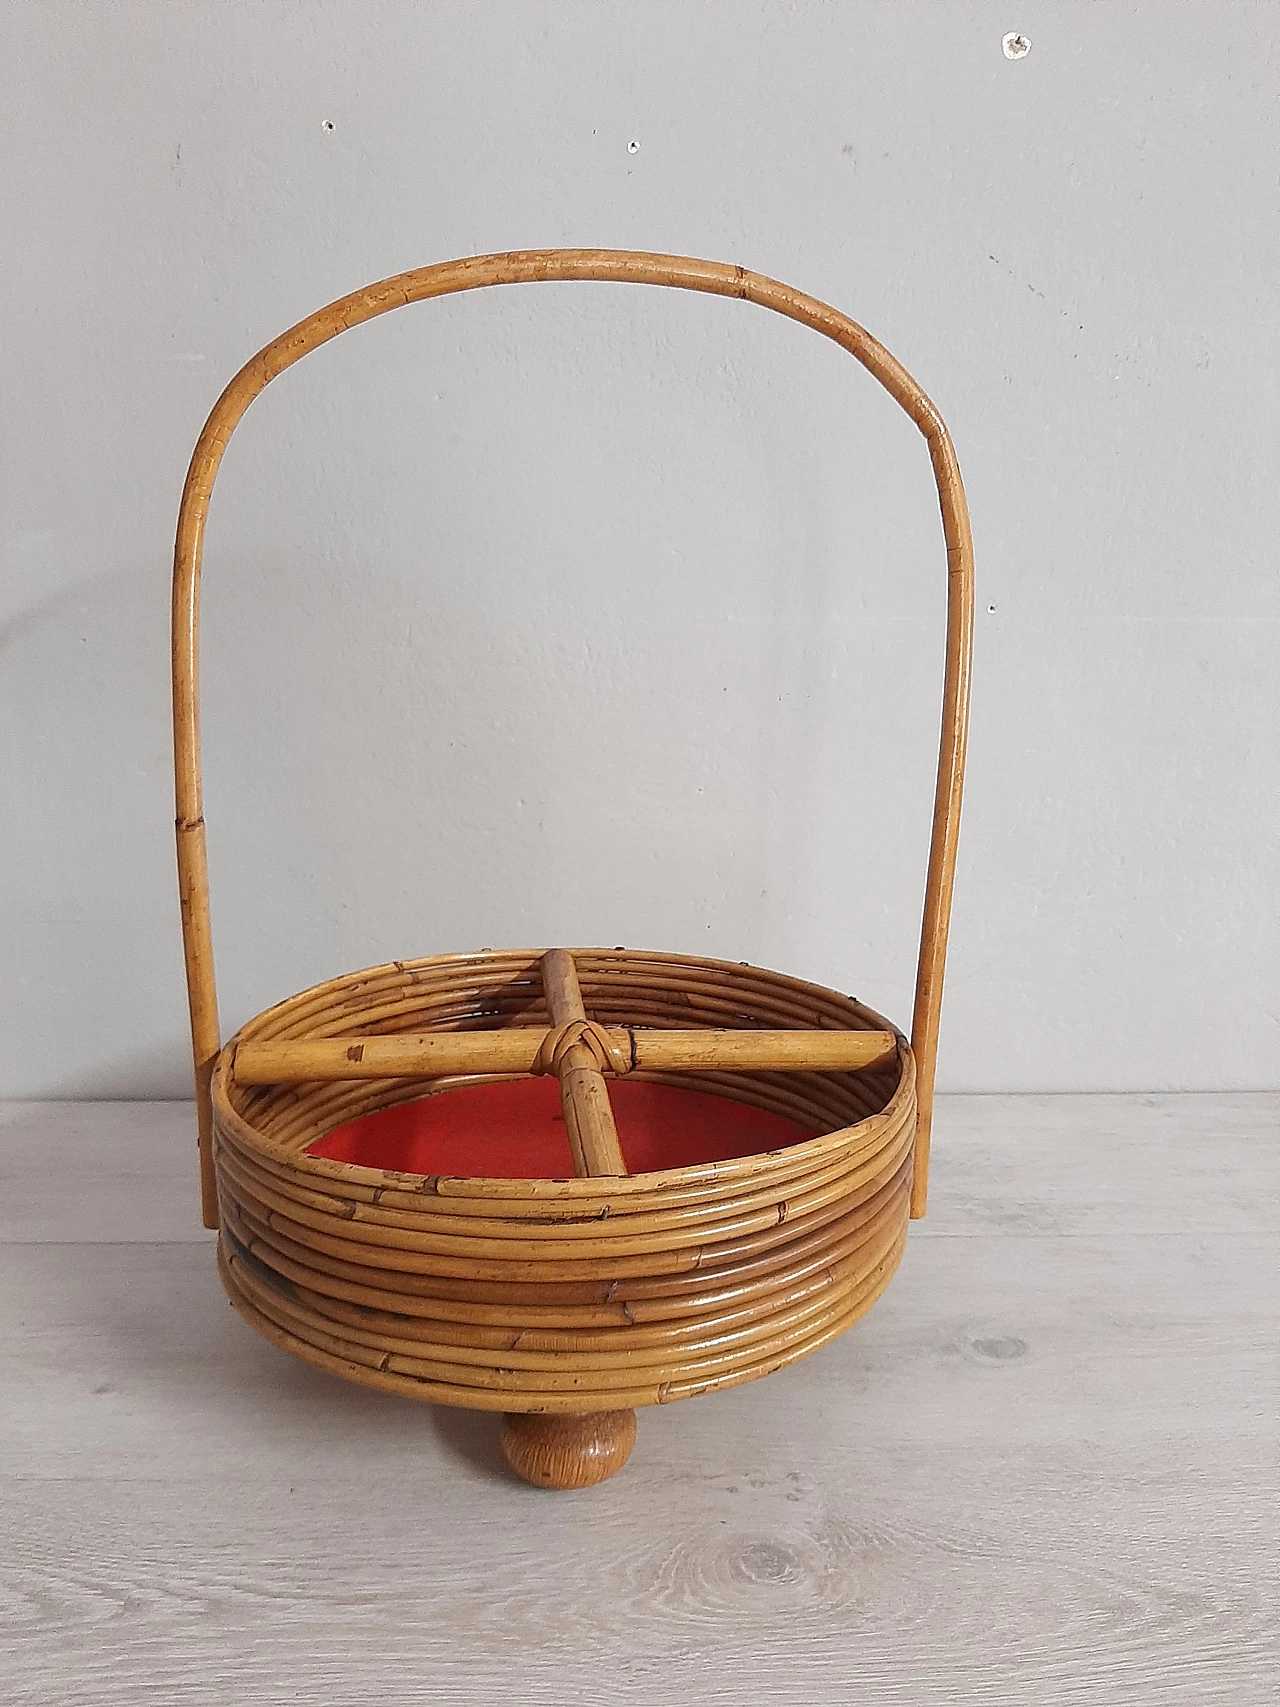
173, 249, 973, 1228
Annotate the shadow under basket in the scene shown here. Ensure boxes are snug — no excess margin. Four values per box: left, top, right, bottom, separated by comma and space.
175, 250, 973, 1490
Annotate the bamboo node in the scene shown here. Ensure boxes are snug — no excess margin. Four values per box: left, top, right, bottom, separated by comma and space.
531, 1019, 632, 1078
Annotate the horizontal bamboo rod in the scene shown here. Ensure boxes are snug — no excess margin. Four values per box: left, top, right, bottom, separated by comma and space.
231, 1027, 898, 1086
539, 949, 627, 1178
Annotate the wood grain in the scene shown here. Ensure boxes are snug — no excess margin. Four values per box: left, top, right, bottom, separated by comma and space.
499, 1408, 637, 1489
2, 1094, 1275, 1704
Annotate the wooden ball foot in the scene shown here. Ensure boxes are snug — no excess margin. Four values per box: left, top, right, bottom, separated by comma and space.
500, 1409, 636, 1490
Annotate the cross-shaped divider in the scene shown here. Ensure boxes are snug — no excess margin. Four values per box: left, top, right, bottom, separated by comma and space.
230, 951, 898, 1134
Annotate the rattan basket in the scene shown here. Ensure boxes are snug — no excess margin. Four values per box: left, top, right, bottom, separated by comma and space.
173, 251, 973, 1489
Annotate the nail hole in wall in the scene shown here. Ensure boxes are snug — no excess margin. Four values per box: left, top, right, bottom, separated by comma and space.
627, 139, 640, 154
1002, 33, 1031, 60
321, 119, 335, 132
988, 604, 997, 614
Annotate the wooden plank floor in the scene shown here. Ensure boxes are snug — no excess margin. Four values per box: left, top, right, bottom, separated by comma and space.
2, 1094, 1276, 1705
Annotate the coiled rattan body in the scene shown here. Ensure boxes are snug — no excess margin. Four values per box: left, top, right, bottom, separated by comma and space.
213, 949, 915, 1413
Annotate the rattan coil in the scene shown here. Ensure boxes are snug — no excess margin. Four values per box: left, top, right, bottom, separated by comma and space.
213, 949, 915, 1413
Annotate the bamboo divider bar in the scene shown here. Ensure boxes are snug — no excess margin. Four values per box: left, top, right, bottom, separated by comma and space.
230, 1023, 898, 1085
537, 949, 627, 1177
174, 250, 972, 1229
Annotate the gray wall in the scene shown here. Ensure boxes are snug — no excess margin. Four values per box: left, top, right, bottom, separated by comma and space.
3, 1, 1276, 1099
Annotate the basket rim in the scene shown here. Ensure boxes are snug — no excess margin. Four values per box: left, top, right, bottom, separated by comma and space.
212, 946, 916, 1200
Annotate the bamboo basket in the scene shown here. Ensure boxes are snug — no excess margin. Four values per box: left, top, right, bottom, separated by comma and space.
173, 250, 973, 1489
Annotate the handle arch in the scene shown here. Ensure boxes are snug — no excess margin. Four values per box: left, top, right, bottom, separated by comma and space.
173, 249, 973, 1228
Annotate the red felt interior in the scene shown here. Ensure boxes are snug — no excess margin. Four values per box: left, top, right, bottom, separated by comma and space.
307, 1076, 818, 1179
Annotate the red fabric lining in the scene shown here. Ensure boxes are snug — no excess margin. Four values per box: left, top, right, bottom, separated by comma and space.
307, 1077, 816, 1179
